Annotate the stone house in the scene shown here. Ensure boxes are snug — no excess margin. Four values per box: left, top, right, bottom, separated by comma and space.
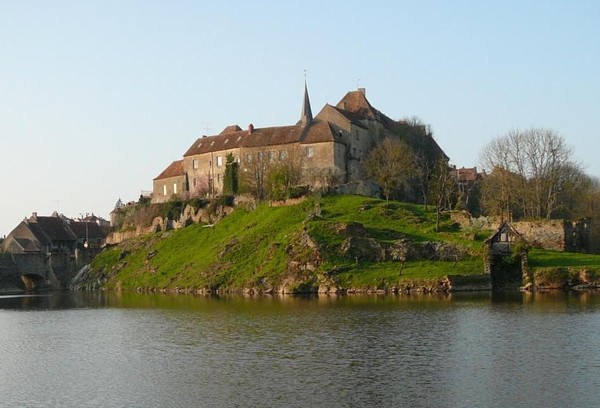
152, 160, 187, 204
152, 85, 448, 203
1, 212, 108, 254
449, 166, 482, 212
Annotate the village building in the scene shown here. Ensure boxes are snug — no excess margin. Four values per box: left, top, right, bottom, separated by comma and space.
449, 166, 482, 212
1, 212, 109, 254
152, 85, 448, 203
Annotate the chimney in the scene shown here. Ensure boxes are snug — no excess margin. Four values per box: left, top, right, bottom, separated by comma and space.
358, 87, 366, 96
32, 212, 38, 219
248, 123, 254, 134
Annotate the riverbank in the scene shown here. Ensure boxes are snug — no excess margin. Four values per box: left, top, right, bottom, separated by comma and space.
73, 195, 600, 294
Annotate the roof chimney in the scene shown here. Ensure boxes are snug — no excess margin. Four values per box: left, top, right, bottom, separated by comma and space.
32, 212, 38, 219
248, 123, 254, 134
358, 87, 366, 96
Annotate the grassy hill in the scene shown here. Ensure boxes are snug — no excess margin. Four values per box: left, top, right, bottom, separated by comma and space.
80, 195, 600, 293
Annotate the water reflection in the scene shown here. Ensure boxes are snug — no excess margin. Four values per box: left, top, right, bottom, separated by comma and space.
1, 291, 600, 407
3, 289, 600, 311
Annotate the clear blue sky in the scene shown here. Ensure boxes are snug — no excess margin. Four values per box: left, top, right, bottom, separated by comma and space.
1, 1, 599, 236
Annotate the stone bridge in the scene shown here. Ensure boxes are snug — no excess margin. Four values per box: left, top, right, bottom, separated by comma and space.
0, 252, 82, 291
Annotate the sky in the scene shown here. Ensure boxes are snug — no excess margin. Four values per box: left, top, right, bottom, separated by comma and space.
1, 0, 599, 236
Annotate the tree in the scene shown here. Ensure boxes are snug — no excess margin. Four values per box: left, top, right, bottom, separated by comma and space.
430, 159, 456, 231
240, 151, 270, 200
480, 128, 582, 219
414, 151, 433, 211
363, 138, 416, 204
240, 147, 305, 200
223, 153, 239, 195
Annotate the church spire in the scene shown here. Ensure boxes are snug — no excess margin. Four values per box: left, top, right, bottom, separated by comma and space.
300, 80, 313, 126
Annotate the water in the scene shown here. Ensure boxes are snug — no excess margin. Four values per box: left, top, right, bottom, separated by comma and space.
1, 291, 599, 408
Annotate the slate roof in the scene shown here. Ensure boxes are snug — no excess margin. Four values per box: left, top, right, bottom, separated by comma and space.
154, 160, 185, 181
14, 237, 41, 252
70, 221, 108, 240
34, 216, 78, 242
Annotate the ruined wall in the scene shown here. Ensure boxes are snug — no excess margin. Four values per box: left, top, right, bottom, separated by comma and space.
510, 219, 591, 253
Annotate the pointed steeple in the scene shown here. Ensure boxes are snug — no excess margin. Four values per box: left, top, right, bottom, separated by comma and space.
300, 81, 313, 126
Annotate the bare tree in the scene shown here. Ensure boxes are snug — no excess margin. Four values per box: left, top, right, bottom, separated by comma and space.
480, 128, 581, 219
430, 159, 456, 231
241, 146, 305, 200
363, 138, 416, 204
414, 151, 433, 211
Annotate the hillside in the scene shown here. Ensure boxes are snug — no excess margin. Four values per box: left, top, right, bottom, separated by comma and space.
75, 196, 487, 293
75, 195, 600, 294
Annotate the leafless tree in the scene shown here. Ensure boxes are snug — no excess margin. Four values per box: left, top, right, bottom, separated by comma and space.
363, 138, 416, 204
430, 159, 456, 231
480, 128, 581, 219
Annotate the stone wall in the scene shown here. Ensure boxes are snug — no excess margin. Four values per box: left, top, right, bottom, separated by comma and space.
508, 219, 591, 252
0, 254, 23, 290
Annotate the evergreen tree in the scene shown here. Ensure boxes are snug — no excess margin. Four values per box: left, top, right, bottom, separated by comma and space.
223, 153, 239, 195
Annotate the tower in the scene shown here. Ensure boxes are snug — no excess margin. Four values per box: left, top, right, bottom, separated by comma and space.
299, 81, 313, 126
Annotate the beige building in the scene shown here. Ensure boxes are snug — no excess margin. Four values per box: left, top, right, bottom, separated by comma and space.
152, 85, 447, 203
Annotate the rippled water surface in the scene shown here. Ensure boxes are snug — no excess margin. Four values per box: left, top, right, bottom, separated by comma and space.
1, 291, 600, 408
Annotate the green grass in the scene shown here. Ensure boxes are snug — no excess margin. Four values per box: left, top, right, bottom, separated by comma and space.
528, 248, 600, 270
86, 195, 600, 292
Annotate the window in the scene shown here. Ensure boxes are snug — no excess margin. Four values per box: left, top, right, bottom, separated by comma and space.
163, 185, 167, 196
217, 156, 223, 167
246, 153, 253, 163
268, 151, 276, 162
192, 159, 198, 170
258, 151, 265, 162
217, 174, 221, 183
305, 146, 314, 158
193, 178, 197, 187
279, 150, 287, 160
173, 183, 177, 194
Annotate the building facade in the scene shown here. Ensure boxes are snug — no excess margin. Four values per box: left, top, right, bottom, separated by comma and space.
152, 85, 447, 203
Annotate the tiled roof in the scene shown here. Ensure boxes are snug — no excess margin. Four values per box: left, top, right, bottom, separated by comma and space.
336, 90, 378, 120
184, 125, 309, 157
220, 125, 242, 134
302, 120, 345, 144
154, 160, 185, 180
326, 105, 369, 128
450, 167, 479, 182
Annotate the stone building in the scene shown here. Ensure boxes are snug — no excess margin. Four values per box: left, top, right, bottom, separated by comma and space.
152, 85, 447, 203
1, 212, 108, 254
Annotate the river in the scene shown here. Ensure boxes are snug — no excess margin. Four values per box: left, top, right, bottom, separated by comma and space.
1, 291, 599, 408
